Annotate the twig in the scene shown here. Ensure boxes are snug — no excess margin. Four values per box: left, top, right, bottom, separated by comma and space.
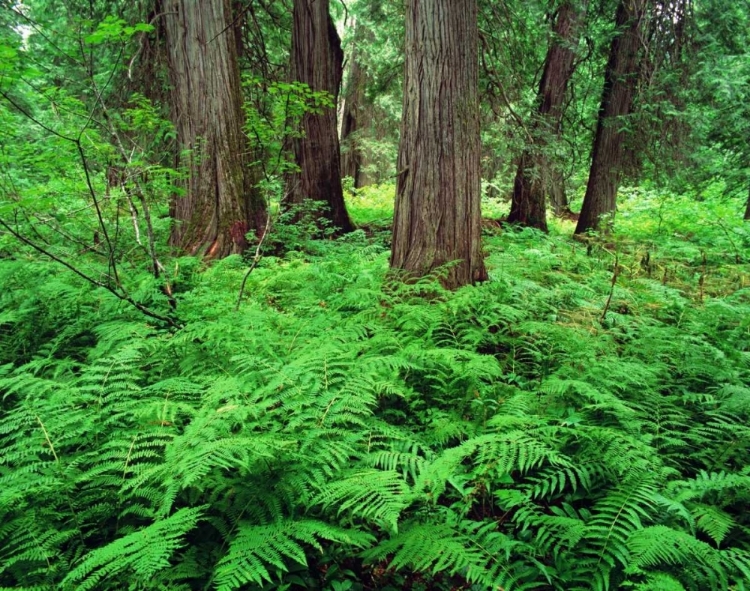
127, 12, 178, 80
88, 64, 164, 279
600, 251, 620, 324
207, 3, 253, 46
0, 217, 180, 328
477, 31, 534, 144
235, 213, 272, 311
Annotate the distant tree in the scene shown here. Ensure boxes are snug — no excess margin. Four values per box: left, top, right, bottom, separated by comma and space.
340, 23, 370, 188
162, 0, 266, 257
575, 0, 648, 234
284, 0, 353, 233
508, 0, 587, 231
391, 0, 487, 288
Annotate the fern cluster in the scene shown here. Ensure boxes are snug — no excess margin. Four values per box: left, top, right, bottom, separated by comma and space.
1, 213, 749, 590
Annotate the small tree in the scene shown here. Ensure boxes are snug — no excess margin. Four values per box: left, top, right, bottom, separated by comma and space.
340, 23, 370, 188
390, 0, 487, 288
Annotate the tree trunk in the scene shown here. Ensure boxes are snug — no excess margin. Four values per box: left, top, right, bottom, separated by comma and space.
340, 25, 367, 188
163, 0, 266, 257
508, 0, 585, 230
285, 0, 353, 233
391, 0, 488, 288
575, 0, 647, 234
745, 184, 750, 220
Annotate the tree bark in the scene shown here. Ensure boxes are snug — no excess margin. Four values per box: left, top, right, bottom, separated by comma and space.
575, 0, 647, 234
340, 25, 368, 188
745, 184, 750, 220
508, 0, 586, 230
163, 0, 266, 257
391, 0, 488, 288
285, 0, 353, 233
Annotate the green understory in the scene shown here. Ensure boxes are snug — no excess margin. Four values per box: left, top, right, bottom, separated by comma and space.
1, 186, 749, 591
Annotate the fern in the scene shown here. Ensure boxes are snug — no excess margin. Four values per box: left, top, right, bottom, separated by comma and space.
213, 520, 373, 590
61, 507, 203, 591
625, 525, 728, 590
2, 192, 749, 590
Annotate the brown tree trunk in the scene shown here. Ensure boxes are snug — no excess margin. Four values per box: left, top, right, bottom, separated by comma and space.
575, 0, 647, 234
163, 0, 266, 257
508, 0, 585, 230
391, 0, 488, 289
285, 0, 353, 233
340, 25, 367, 188
745, 184, 750, 220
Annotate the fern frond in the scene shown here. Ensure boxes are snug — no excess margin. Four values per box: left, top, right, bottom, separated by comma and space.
61, 506, 203, 591
692, 503, 736, 547
213, 519, 373, 591
625, 525, 728, 590
313, 469, 411, 532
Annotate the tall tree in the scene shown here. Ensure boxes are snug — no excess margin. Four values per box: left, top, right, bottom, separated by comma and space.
285, 0, 353, 233
391, 0, 488, 288
163, 0, 266, 257
340, 23, 369, 188
508, 0, 587, 230
575, 0, 648, 234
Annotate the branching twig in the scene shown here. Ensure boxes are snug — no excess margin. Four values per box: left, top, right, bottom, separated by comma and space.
0, 217, 180, 328
477, 30, 534, 144
600, 251, 620, 323
235, 213, 273, 311
127, 11, 178, 80
88, 58, 164, 280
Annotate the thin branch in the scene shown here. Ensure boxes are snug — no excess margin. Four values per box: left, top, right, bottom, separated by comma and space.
88, 61, 164, 280
600, 250, 620, 323
0, 91, 77, 142
235, 213, 272, 311
74, 138, 120, 286
477, 30, 534, 144
0, 217, 180, 328
127, 11, 179, 80
207, 3, 252, 46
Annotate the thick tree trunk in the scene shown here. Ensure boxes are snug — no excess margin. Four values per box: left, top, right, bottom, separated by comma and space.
508, 0, 585, 230
575, 0, 647, 234
391, 0, 488, 289
164, 0, 266, 257
285, 0, 353, 233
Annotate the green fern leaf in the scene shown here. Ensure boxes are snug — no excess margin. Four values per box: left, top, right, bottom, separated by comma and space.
61, 506, 203, 591
213, 519, 373, 590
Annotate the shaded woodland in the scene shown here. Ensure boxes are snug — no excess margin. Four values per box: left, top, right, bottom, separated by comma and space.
0, 0, 749, 589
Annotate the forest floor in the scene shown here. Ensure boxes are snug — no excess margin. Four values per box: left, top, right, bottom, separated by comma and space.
1, 183, 749, 590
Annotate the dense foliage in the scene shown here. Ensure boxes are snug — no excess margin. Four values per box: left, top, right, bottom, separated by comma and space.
1, 0, 749, 589
2, 185, 749, 590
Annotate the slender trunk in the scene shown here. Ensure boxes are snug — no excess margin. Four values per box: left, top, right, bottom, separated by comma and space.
575, 0, 647, 234
391, 0, 487, 289
285, 0, 353, 233
745, 184, 750, 220
164, 0, 266, 257
340, 26, 368, 188
508, 0, 585, 230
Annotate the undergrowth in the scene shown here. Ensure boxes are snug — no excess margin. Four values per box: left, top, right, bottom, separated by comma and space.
0, 187, 749, 590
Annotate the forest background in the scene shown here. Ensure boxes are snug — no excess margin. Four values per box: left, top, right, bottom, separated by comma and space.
0, 0, 749, 590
